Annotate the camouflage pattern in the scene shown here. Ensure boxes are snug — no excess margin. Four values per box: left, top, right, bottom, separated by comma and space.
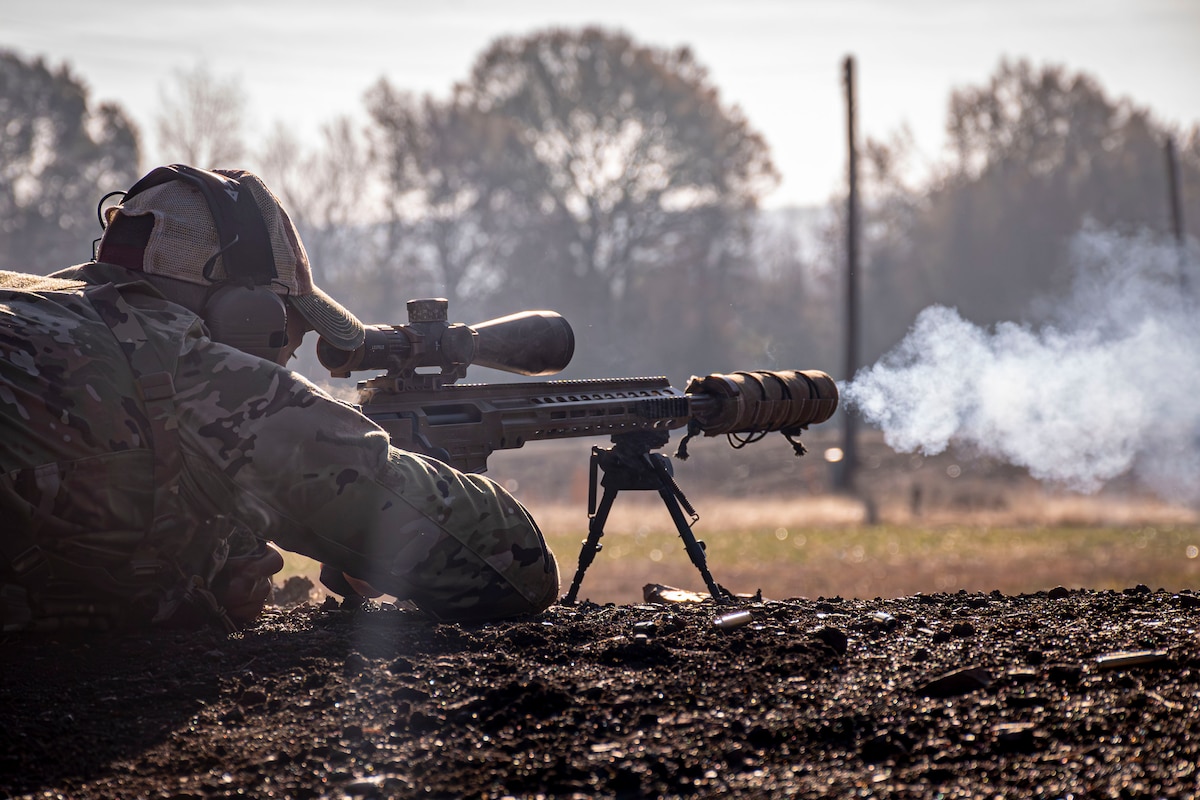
1, 263, 558, 628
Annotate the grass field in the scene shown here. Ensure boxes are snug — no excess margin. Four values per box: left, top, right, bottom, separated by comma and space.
277, 432, 1199, 605
279, 492, 1200, 607
522, 495, 1200, 603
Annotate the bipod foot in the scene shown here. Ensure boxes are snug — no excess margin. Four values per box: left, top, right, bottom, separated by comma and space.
709, 583, 739, 604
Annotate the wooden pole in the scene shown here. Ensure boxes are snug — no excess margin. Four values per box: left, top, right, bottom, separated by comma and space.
837, 55, 861, 492
1165, 135, 1185, 245
1165, 135, 1188, 290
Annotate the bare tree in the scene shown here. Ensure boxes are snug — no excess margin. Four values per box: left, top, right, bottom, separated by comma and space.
460, 29, 777, 304
363, 82, 539, 320
155, 63, 248, 168
831, 58, 1200, 369
363, 28, 779, 375
0, 50, 140, 272
256, 114, 422, 333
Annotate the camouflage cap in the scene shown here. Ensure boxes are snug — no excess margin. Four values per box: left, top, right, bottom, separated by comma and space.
99, 166, 365, 351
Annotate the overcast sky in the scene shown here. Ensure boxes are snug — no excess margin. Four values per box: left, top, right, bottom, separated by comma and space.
5, 0, 1198, 208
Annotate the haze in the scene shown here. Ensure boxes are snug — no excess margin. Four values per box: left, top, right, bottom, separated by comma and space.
4, 0, 1198, 208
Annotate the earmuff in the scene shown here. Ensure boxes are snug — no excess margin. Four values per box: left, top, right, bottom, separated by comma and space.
120, 165, 289, 363
200, 283, 289, 362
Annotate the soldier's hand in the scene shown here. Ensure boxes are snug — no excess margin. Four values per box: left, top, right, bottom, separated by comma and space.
216, 543, 285, 624
343, 573, 382, 598
319, 563, 383, 600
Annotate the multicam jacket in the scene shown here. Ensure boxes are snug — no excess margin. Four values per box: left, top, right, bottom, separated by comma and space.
0, 263, 558, 630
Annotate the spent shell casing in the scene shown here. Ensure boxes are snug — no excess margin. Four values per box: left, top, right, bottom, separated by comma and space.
713, 610, 754, 631
1094, 650, 1170, 670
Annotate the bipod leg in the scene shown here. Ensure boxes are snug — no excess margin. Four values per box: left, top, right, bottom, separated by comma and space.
647, 455, 734, 604
563, 448, 619, 604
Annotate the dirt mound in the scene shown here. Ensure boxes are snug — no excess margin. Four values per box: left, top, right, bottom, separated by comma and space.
3, 587, 1200, 798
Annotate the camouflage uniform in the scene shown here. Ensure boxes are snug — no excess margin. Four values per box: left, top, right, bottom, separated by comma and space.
0, 262, 558, 630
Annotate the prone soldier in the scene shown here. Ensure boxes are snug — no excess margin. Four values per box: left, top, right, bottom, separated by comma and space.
0, 165, 559, 631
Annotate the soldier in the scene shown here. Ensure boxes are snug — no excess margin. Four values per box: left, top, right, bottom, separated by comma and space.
1, 165, 559, 632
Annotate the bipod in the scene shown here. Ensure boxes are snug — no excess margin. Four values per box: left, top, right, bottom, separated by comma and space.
562, 430, 735, 605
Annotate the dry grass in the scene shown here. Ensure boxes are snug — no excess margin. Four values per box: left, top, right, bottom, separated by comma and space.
280, 488, 1199, 608
278, 430, 1200, 606
529, 494, 1199, 603
527, 491, 1199, 532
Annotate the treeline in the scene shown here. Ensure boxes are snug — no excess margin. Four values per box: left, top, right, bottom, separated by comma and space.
2, 31, 1197, 385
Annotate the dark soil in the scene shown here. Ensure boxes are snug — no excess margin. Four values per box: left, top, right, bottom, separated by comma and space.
4, 583, 1200, 799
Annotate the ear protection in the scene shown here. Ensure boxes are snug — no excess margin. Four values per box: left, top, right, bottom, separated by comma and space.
121, 165, 289, 363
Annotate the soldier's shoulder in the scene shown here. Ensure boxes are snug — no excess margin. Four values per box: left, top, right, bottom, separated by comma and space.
1, 262, 142, 294
0, 269, 88, 293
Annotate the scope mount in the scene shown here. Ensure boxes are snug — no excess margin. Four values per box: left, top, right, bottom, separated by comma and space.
562, 429, 736, 605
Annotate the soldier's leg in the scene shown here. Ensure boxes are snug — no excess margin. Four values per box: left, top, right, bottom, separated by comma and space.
413, 477, 560, 621
305, 450, 560, 621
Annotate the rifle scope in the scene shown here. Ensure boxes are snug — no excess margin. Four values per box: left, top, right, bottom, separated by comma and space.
317, 298, 575, 380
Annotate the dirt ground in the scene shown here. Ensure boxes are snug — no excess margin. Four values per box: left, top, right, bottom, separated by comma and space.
3, 581, 1200, 799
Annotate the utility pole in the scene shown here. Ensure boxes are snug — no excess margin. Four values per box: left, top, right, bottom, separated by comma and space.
837, 54, 861, 493
1165, 135, 1188, 290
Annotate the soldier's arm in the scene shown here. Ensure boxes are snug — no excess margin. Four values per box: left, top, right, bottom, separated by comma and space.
212, 542, 285, 624
172, 337, 558, 621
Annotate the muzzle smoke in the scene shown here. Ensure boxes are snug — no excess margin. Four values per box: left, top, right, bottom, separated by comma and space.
845, 229, 1200, 504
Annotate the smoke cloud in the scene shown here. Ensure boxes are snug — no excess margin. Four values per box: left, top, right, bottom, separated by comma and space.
845, 228, 1200, 504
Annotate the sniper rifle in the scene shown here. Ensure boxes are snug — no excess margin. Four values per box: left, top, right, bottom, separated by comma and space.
318, 298, 839, 603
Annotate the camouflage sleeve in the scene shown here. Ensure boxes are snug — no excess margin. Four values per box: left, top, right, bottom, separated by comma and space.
171, 334, 559, 621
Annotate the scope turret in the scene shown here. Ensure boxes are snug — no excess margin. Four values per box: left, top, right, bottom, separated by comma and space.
316, 298, 575, 385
